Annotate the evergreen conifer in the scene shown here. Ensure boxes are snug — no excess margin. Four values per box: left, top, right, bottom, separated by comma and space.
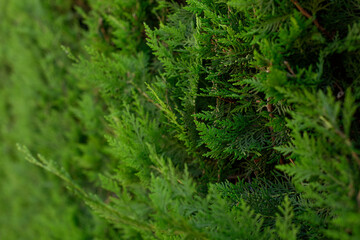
1, 0, 359, 239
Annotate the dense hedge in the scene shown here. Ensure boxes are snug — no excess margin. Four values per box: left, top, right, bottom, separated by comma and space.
1, 0, 360, 239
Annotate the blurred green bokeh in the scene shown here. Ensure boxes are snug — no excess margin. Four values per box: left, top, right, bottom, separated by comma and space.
0, 1, 111, 238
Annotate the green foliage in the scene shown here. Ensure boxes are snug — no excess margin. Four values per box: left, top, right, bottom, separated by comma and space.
216, 177, 298, 218
2, 0, 360, 239
19, 143, 299, 240
0, 0, 115, 238
274, 196, 299, 240
277, 89, 360, 239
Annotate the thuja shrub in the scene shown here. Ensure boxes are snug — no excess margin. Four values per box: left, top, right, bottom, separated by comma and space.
5, 0, 360, 239
144, 0, 360, 238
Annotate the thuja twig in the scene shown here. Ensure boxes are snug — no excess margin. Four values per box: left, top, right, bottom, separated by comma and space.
290, 0, 333, 40
289, 158, 295, 166
127, 78, 162, 110
284, 61, 296, 77
267, 98, 276, 143
137, 87, 162, 110
267, 98, 290, 165
266, 98, 286, 164
334, 128, 360, 167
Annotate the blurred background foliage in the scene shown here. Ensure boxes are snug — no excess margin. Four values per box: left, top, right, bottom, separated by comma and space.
0, 0, 116, 238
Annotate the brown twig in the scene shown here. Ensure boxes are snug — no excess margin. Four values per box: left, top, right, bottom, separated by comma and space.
289, 158, 296, 166
218, 96, 237, 104
284, 61, 296, 77
98, 18, 111, 43
333, 81, 344, 99
290, 0, 333, 40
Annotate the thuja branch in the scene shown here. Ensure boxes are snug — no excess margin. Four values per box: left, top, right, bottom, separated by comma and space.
135, 86, 162, 110
267, 97, 276, 143
267, 98, 290, 165
334, 128, 360, 168
127, 80, 162, 110
290, 0, 333, 40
